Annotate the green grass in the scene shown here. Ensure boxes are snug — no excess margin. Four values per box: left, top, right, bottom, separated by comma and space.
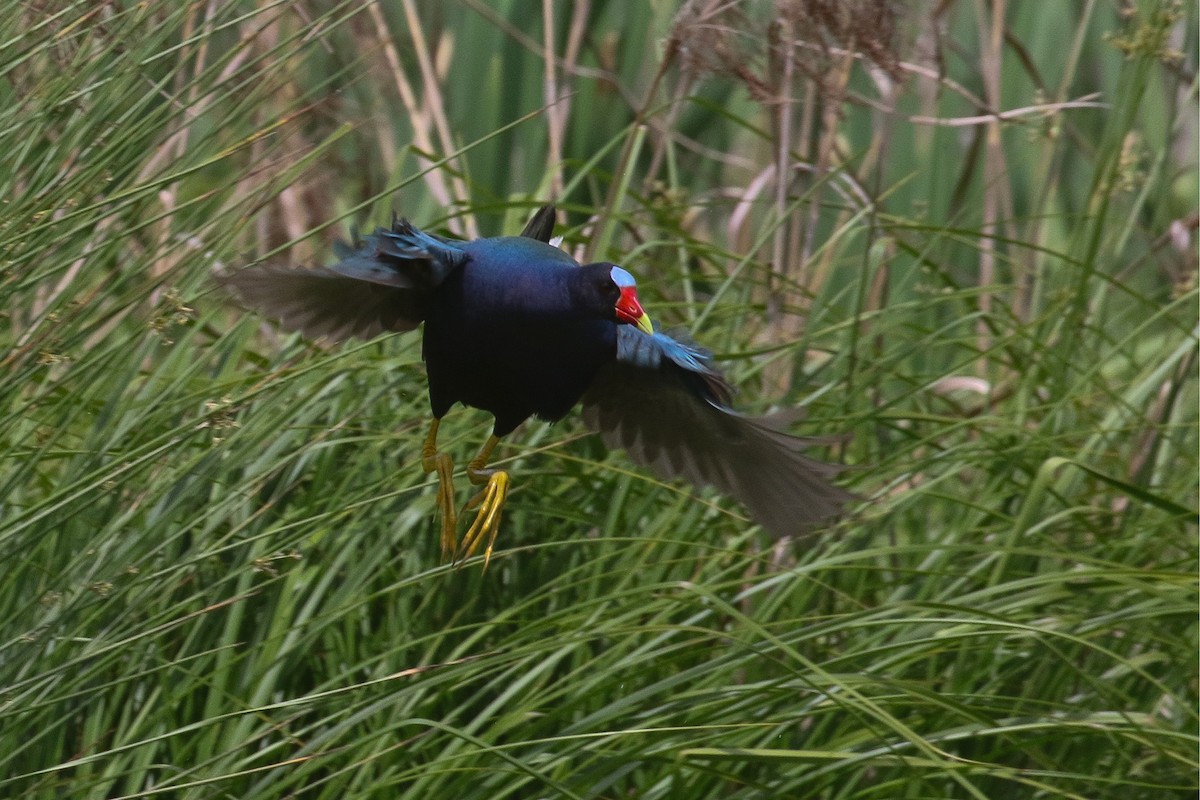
1, 1, 1196, 798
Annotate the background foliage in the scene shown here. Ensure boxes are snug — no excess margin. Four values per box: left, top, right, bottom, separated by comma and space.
1, 1, 1196, 798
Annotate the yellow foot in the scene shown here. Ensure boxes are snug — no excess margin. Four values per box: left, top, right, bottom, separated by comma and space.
421, 422, 510, 568
457, 470, 510, 568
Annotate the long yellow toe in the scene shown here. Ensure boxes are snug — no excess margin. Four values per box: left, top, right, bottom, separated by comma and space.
459, 470, 509, 568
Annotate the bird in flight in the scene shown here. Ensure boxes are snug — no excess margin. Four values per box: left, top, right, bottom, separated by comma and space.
219, 205, 851, 566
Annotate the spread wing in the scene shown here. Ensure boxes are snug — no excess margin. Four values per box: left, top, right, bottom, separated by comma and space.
216, 217, 468, 343
581, 327, 852, 537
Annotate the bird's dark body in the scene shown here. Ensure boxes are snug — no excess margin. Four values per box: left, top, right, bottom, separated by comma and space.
218, 206, 853, 541
423, 236, 617, 435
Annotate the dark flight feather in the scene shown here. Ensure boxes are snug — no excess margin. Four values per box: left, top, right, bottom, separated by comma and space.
519, 204, 558, 242
581, 327, 852, 537
216, 218, 466, 344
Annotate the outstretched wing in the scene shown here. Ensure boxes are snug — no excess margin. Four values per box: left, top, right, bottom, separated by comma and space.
216, 218, 468, 343
581, 327, 852, 537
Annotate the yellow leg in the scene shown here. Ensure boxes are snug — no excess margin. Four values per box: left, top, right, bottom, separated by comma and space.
420, 422, 510, 568
458, 435, 509, 569
420, 419, 458, 558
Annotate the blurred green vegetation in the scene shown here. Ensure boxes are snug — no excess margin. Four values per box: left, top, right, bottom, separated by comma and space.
1, 1, 1196, 798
